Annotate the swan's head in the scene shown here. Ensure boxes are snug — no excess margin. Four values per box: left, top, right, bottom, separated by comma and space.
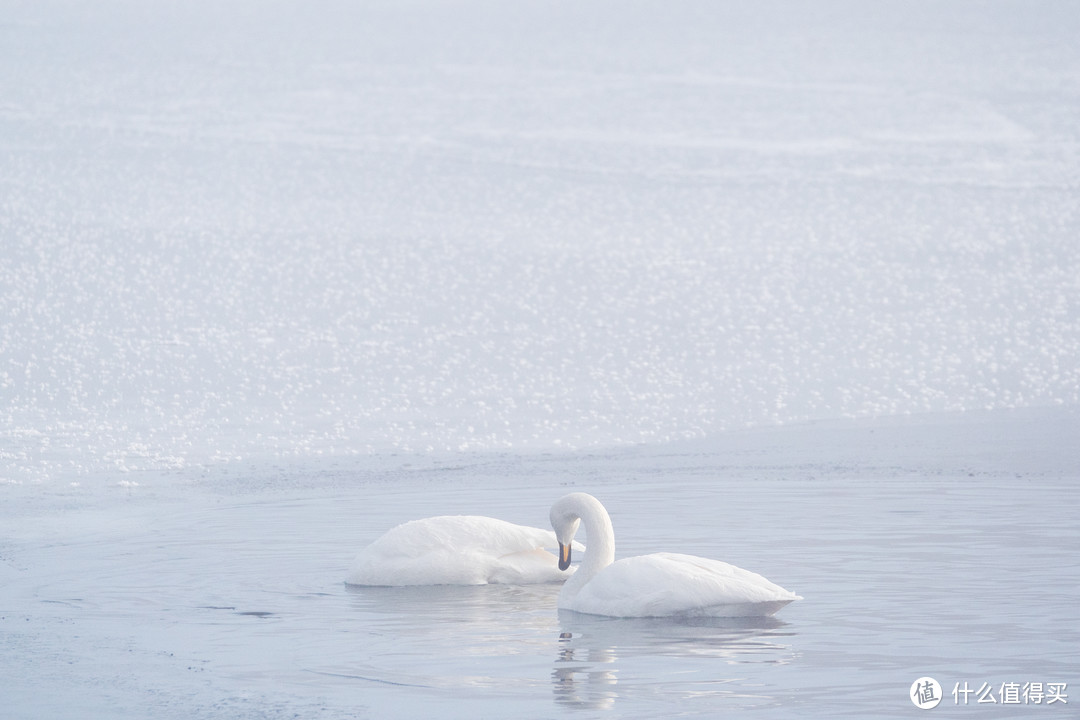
550, 493, 587, 571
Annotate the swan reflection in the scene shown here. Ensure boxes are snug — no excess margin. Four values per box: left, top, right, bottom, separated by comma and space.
339, 583, 795, 709
553, 630, 619, 710
553, 610, 795, 710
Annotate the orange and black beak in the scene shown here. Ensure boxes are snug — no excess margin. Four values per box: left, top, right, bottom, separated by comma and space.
558, 543, 572, 571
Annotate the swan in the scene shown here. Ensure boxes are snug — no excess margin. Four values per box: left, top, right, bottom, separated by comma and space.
345, 515, 582, 586
549, 492, 800, 617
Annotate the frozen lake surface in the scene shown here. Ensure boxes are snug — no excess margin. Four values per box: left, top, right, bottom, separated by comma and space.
3, 0, 1079, 480
2, 0, 1079, 717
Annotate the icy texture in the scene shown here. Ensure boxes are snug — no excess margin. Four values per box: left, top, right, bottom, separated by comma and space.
3, 0, 1079, 484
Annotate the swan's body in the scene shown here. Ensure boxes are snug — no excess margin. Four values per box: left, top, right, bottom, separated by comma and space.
346, 515, 579, 586
549, 492, 800, 617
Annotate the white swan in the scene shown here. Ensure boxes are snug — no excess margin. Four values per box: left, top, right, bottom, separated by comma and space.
345, 515, 581, 586
549, 492, 800, 617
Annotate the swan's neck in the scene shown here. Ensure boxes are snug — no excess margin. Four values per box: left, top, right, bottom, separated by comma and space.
561, 495, 615, 601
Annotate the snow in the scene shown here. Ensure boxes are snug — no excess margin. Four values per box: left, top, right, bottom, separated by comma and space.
2, 0, 1079, 717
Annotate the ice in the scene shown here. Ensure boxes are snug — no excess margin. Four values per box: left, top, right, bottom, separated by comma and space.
2, 0, 1080, 717
3, 0, 1079, 482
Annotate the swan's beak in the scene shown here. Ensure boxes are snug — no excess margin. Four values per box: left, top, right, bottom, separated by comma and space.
558, 542, 572, 571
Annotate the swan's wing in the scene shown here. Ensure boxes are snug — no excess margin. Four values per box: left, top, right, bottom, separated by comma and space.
489, 548, 577, 584
572, 552, 799, 617
360, 516, 551, 556
346, 515, 580, 586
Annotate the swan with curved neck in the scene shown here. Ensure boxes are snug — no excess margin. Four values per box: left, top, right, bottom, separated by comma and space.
550, 492, 800, 617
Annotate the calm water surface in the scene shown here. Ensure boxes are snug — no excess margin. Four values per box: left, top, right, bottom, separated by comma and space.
4, 418, 1076, 719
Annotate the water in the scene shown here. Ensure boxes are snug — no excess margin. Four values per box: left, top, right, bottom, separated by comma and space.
3, 0, 1080, 716
3, 409, 1077, 718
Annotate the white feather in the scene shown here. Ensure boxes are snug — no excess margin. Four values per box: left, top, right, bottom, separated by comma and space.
346, 515, 580, 586
550, 493, 801, 617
